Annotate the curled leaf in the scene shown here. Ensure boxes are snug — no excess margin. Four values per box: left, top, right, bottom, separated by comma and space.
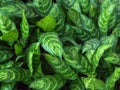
25, 42, 40, 75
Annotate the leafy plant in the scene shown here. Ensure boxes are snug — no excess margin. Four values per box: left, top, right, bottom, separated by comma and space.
0, 0, 120, 90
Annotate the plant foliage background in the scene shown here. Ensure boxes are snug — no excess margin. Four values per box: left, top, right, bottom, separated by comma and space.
0, 0, 120, 90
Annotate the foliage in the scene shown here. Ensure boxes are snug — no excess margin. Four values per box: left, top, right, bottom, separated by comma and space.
0, 0, 120, 90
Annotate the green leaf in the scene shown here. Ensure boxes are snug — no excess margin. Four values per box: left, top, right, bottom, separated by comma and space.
49, 3, 65, 34
67, 9, 82, 27
82, 38, 101, 53
80, 14, 98, 37
37, 15, 56, 32
0, 1, 36, 18
33, 62, 44, 79
105, 67, 120, 90
0, 30, 18, 42
20, 10, 29, 48
89, 0, 99, 18
82, 38, 101, 63
61, 0, 75, 9
0, 68, 30, 82
92, 44, 112, 75
0, 61, 14, 69
25, 42, 40, 75
82, 77, 105, 90
29, 75, 66, 90
0, 13, 18, 44
44, 54, 78, 80
14, 43, 23, 55
0, 50, 13, 63
33, 0, 52, 17
63, 46, 91, 76
73, 26, 91, 41
100, 34, 118, 48
0, 82, 15, 90
69, 78, 85, 90
39, 32, 63, 58
104, 52, 120, 65
98, 0, 116, 35
112, 23, 120, 37
78, 0, 90, 13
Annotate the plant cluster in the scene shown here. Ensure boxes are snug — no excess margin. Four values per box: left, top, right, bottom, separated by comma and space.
0, 0, 120, 90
